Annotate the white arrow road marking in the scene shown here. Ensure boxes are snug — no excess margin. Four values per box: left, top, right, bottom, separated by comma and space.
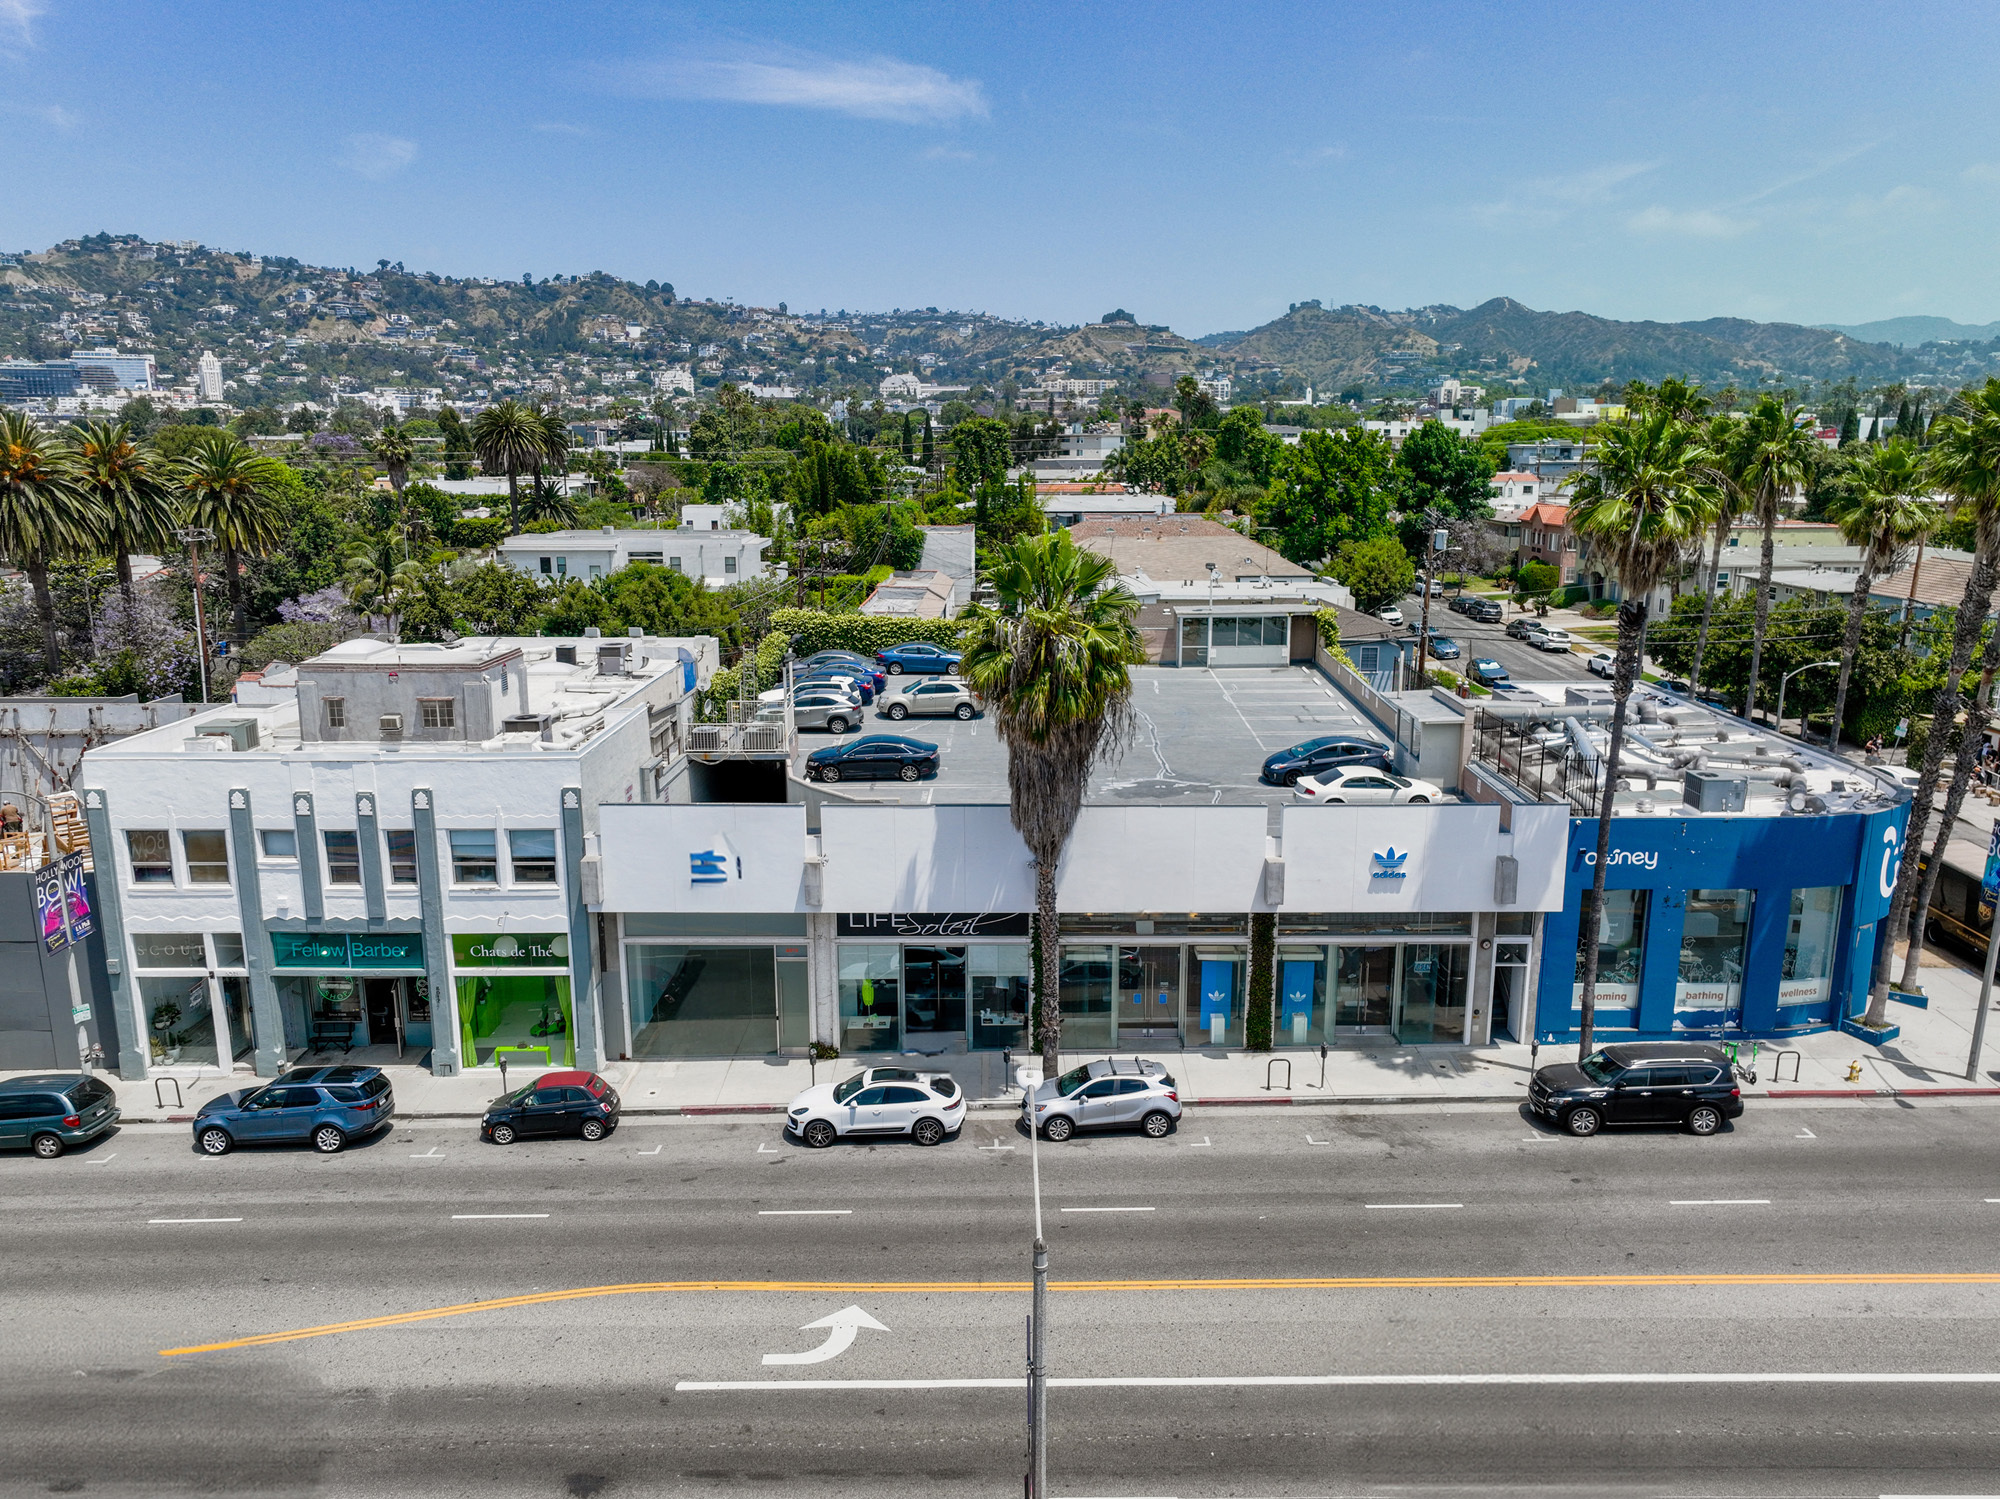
757, 1143, 779, 1154
637, 1145, 662, 1156
1796, 1126, 1817, 1139
762, 1306, 888, 1366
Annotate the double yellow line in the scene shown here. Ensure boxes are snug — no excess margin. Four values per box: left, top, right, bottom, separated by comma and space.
159, 1272, 2000, 1357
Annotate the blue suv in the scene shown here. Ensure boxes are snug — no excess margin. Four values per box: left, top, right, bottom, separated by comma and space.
193, 1066, 395, 1155
876, 641, 962, 676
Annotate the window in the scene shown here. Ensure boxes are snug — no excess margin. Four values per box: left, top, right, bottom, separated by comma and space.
509, 829, 559, 883
182, 830, 230, 884
1574, 889, 1646, 1012
324, 698, 346, 729
1677, 889, 1751, 1021
259, 828, 297, 860
385, 829, 418, 885
323, 830, 361, 884
127, 829, 173, 883
556, 557, 567, 575
849, 1087, 886, 1106
449, 829, 498, 884
723, 556, 737, 574
668, 556, 682, 571
880, 1085, 924, 1104
1782, 887, 1842, 1006
212, 932, 246, 967
539, 556, 553, 575
419, 698, 456, 730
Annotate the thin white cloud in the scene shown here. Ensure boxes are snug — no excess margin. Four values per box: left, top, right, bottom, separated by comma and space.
1964, 162, 2000, 185
340, 133, 417, 180
0, 0, 45, 45
920, 143, 975, 162
1468, 160, 1657, 223
2, 99, 73, 127
610, 45, 987, 125
535, 121, 594, 137
1625, 205, 1755, 239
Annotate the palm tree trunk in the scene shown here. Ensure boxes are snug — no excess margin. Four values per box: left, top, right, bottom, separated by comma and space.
507, 467, 520, 536
1743, 497, 1777, 719
1576, 597, 1647, 1058
1688, 521, 1729, 693
1035, 860, 1061, 1077
1825, 548, 1881, 753
27, 558, 59, 676
224, 545, 247, 645
1867, 537, 2000, 1024
115, 546, 136, 613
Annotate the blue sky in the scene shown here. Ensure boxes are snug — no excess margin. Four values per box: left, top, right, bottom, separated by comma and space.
4, 0, 1997, 334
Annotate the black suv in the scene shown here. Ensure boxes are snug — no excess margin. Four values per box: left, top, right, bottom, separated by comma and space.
1528, 1042, 1743, 1137
1466, 599, 1504, 623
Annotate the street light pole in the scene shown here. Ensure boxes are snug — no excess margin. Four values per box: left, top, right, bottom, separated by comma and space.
178, 526, 215, 704
1026, 1079, 1048, 1499
1774, 659, 1839, 740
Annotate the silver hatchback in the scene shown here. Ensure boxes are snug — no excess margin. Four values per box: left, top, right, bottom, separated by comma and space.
789, 689, 863, 734
1027, 1057, 1181, 1141
879, 679, 980, 721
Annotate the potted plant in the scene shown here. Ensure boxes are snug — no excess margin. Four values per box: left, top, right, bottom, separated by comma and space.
151, 1000, 182, 1033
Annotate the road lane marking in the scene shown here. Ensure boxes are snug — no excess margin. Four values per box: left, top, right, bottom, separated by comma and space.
1186, 1137, 1212, 1148
1304, 1134, 1331, 1145
638, 1145, 662, 1156
675, 1371, 2000, 1392
979, 1141, 1016, 1152
450, 1213, 549, 1220
1365, 1203, 1461, 1211
161, 1273, 2000, 1356
1060, 1206, 1155, 1214
149, 1217, 241, 1225
757, 1143, 780, 1154
758, 1209, 852, 1216
409, 1146, 444, 1159
86, 1153, 116, 1165
1670, 1199, 1771, 1206
762, 1306, 888, 1366
1797, 1126, 1817, 1139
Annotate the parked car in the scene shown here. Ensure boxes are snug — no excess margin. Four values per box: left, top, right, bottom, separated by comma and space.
876, 642, 963, 675
1426, 631, 1462, 660
193, 1066, 395, 1155
787, 1066, 965, 1146
1427, 578, 1443, 596
1505, 617, 1546, 641
481, 1070, 621, 1144
805, 734, 940, 782
1448, 594, 1474, 614
1466, 599, 1504, 623
1293, 766, 1444, 804
1373, 604, 1405, 627
1259, 734, 1393, 787
880, 678, 980, 720
1027, 1057, 1181, 1142
1586, 650, 1616, 678
1528, 1042, 1744, 1137
1468, 658, 1512, 688
790, 690, 862, 734
806, 652, 886, 690
1533, 627, 1575, 652
0, 1074, 119, 1158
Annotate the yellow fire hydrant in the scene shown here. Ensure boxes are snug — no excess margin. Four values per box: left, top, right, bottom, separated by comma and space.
1845, 1059, 1864, 1083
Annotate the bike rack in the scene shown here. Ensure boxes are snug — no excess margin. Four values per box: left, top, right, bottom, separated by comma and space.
1769, 1049, 1802, 1085
1265, 1057, 1292, 1092
153, 1077, 183, 1110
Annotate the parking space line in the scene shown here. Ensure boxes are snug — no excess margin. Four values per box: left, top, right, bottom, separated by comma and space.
86, 1152, 117, 1165
450, 1213, 549, 1220
149, 1217, 241, 1224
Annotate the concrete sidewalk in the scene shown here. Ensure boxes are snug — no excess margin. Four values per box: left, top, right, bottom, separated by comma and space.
20, 943, 1996, 1124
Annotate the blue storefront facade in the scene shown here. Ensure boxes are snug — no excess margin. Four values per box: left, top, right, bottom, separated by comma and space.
1533, 799, 1911, 1043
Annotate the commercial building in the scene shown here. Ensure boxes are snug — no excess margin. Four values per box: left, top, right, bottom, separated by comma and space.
196, 351, 224, 403
494, 527, 772, 586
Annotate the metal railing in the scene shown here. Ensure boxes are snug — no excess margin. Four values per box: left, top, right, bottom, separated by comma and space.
1470, 709, 1602, 812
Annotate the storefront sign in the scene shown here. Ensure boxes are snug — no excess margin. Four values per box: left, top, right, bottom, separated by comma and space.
1777, 979, 1831, 1005
132, 931, 209, 969
1369, 847, 1409, 882
838, 912, 1032, 938
452, 933, 570, 968
35, 851, 93, 955
273, 931, 424, 970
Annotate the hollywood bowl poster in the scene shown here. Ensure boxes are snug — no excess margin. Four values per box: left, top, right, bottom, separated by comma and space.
36, 851, 94, 955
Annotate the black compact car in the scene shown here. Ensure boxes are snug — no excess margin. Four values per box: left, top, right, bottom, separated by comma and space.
805, 734, 939, 783
1260, 734, 1393, 786
805, 652, 885, 690
482, 1070, 621, 1144
1528, 1042, 1744, 1137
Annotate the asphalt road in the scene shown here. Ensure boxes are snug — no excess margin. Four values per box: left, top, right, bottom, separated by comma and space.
1410, 591, 1599, 685
6, 1100, 2000, 1498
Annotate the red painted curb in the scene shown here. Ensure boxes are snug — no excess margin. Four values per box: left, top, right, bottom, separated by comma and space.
1765, 1087, 2000, 1099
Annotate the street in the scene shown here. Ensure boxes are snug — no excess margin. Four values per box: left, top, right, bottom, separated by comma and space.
6, 1100, 2000, 1497
1416, 592, 1599, 686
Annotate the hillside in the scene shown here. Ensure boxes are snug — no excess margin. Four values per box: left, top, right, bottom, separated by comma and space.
1815, 315, 2000, 348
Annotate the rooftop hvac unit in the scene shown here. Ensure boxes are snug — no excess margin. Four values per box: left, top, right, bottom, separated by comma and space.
1682, 768, 1747, 814
554, 644, 577, 665
379, 713, 404, 735
194, 717, 259, 752
597, 642, 631, 676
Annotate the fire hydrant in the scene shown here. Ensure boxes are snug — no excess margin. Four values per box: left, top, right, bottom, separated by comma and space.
1845, 1059, 1864, 1083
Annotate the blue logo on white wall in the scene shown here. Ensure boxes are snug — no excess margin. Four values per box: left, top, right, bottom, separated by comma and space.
690, 845, 740, 885
1371, 847, 1409, 880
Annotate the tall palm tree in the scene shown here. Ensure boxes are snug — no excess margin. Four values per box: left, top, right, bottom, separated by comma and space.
345, 534, 425, 637
1869, 380, 2000, 1022
1567, 411, 1718, 1056
1733, 397, 1823, 720
68, 420, 179, 612
1686, 412, 1752, 696
1823, 441, 1934, 751
0, 411, 98, 674
369, 421, 416, 497
960, 529, 1146, 1076
172, 429, 291, 646
469, 400, 544, 536
531, 406, 570, 508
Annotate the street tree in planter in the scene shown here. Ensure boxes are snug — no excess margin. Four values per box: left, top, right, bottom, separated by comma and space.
961, 529, 1146, 1076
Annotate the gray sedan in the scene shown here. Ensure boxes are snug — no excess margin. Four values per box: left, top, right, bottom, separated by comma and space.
790, 689, 862, 733
879, 679, 980, 721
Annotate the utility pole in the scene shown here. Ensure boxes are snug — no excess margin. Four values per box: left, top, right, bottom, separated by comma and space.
1415, 523, 1446, 684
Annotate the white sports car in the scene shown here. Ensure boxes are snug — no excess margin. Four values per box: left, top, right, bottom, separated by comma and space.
785, 1066, 965, 1147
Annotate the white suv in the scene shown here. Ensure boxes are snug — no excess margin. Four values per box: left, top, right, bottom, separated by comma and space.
1027, 1058, 1181, 1141
786, 1066, 965, 1147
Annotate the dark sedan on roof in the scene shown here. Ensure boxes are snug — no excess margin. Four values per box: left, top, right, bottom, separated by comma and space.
794, 670, 874, 703
805, 652, 885, 690
806, 734, 940, 783
1259, 734, 1392, 787
876, 642, 963, 675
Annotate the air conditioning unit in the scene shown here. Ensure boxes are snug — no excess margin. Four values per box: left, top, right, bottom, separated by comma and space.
379, 713, 404, 735
195, 717, 259, 752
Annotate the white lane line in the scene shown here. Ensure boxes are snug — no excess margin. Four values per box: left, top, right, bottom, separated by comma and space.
450, 1213, 550, 1220
1670, 1199, 1771, 1206
148, 1217, 241, 1224
409, 1146, 444, 1159
1365, 1203, 1462, 1211
758, 1209, 853, 1216
638, 1145, 662, 1156
979, 1141, 1016, 1152
756, 1143, 780, 1154
1986, 1199, 2000, 1204
1186, 1136, 1212, 1148
675, 1371, 2000, 1392
86, 1152, 117, 1165
1060, 1206, 1155, 1214
1796, 1126, 1817, 1139
1304, 1134, 1332, 1146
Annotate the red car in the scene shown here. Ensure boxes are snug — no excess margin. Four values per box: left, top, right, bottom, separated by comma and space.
480, 1070, 621, 1144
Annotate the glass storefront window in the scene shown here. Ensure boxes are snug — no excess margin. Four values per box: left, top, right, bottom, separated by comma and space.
628, 945, 777, 1058
970, 944, 1031, 1050
1397, 943, 1469, 1044
838, 945, 901, 1053
220, 976, 253, 1061
1118, 946, 1182, 1042
903, 946, 967, 1052
1781, 887, 1841, 1007
1678, 888, 1751, 1023
1286, 913, 1473, 937
1334, 946, 1395, 1027
1276, 946, 1327, 1045
1189, 948, 1245, 1047
132, 932, 208, 969
458, 973, 574, 1066
1059, 945, 1116, 1048
777, 952, 810, 1050
1574, 890, 1646, 1017
140, 974, 218, 1066
1180, 617, 1208, 666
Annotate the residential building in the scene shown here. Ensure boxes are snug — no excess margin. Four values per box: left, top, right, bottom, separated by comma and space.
1506, 439, 1594, 481
1263, 425, 1304, 446
196, 351, 224, 403
858, 570, 958, 619
1490, 500, 1580, 584
916, 525, 976, 611
495, 526, 771, 586
1039, 486, 1173, 528
1490, 471, 1545, 504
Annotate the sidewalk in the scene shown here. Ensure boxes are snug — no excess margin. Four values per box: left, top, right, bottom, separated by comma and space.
21, 950, 1997, 1123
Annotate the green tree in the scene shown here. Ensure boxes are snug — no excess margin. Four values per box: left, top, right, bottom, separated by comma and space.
1174, 374, 1218, 429
231, 406, 285, 437
1567, 411, 1717, 1055
69, 420, 178, 610
0, 411, 97, 674
1731, 396, 1823, 719
369, 421, 416, 497
454, 562, 549, 635
1211, 407, 1285, 489
949, 416, 1014, 526
344, 533, 425, 634
521, 480, 581, 529
172, 430, 292, 645
436, 405, 474, 480
1686, 413, 1752, 695
959, 530, 1146, 1075
1515, 558, 1560, 604
1256, 427, 1396, 565
470, 399, 547, 536
1330, 535, 1415, 610
1824, 441, 1934, 751
1394, 420, 1495, 545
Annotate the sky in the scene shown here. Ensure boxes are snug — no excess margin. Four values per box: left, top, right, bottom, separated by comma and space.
4, 0, 1998, 336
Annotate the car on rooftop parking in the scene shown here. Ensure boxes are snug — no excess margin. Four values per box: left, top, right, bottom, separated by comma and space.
193, 1066, 395, 1155
805, 733, 939, 782
1259, 734, 1393, 787
876, 642, 963, 675
1292, 766, 1444, 804
878, 678, 980, 721
787, 1066, 965, 1146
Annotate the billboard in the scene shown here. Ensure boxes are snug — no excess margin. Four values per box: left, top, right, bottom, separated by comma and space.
35, 850, 94, 955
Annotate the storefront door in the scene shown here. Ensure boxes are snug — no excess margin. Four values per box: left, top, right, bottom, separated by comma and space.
903, 946, 968, 1053
1395, 944, 1469, 1045
365, 979, 402, 1054
1118, 947, 1181, 1042
1334, 946, 1395, 1030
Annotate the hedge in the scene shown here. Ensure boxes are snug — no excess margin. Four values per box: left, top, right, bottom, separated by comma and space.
768, 607, 968, 657
450, 516, 509, 550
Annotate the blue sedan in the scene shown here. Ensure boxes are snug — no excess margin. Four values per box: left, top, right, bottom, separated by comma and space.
1426, 630, 1462, 660
876, 642, 963, 676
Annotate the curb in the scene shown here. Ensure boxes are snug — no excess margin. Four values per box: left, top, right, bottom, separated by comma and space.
1765, 1087, 2000, 1099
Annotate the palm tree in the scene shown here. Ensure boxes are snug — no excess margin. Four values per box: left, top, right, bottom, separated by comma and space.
531, 406, 570, 508
470, 400, 544, 536
521, 482, 580, 529
1733, 397, 1823, 720
345, 534, 426, 637
369, 422, 416, 497
960, 529, 1146, 1076
1823, 441, 1934, 751
68, 420, 178, 611
0, 411, 98, 674
1566, 411, 1718, 1056
1869, 380, 2000, 1022
171, 429, 291, 646
1686, 412, 1752, 696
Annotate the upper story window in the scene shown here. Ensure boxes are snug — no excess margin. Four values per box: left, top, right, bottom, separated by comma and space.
723, 556, 737, 573
449, 829, 498, 884
385, 829, 418, 885
182, 830, 230, 884
259, 828, 297, 860
324, 830, 361, 885
539, 556, 553, 575
127, 829, 173, 883
509, 829, 559, 884
419, 698, 456, 731
324, 697, 346, 730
